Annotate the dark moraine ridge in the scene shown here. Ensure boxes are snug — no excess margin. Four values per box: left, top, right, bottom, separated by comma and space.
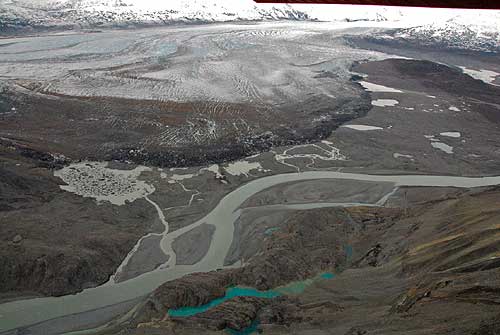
0, 80, 371, 168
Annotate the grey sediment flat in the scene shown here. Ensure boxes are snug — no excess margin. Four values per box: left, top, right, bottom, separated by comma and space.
241, 179, 395, 209
0, 297, 142, 335
2, 172, 500, 333
114, 235, 169, 283
172, 223, 216, 265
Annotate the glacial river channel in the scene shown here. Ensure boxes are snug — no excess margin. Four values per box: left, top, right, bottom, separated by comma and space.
2, 171, 500, 333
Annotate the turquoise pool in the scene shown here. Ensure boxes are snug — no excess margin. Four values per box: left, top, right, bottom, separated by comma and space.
168, 272, 336, 317
168, 272, 336, 334
264, 227, 280, 236
168, 287, 280, 317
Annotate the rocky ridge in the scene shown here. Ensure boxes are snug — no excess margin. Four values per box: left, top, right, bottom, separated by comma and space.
120, 186, 500, 334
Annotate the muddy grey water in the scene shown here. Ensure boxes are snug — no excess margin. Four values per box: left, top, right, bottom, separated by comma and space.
2, 171, 500, 333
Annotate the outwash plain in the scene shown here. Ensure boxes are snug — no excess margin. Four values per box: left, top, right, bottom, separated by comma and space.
1, 21, 500, 335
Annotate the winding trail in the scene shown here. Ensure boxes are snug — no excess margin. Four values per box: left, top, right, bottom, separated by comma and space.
2, 171, 500, 333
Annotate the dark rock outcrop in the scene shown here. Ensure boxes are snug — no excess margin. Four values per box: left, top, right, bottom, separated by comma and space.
128, 187, 500, 335
132, 206, 400, 327
136, 270, 237, 324
1, 81, 370, 168
175, 296, 269, 331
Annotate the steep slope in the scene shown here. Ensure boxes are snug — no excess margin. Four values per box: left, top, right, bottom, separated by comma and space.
356, 11, 500, 53
2, 0, 500, 55
0, 0, 311, 33
127, 186, 500, 335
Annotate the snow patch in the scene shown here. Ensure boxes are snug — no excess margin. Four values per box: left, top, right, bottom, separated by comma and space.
424, 135, 439, 142
201, 164, 224, 180
372, 99, 399, 107
224, 161, 268, 177
393, 153, 414, 159
359, 81, 402, 93
342, 125, 383, 131
425, 135, 453, 154
460, 67, 500, 86
440, 132, 461, 138
391, 13, 500, 53
431, 142, 454, 154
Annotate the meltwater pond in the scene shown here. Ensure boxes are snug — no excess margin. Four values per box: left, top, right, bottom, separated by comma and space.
321, 273, 335, 279
168, 272, 336, 317
168, 272, 336, 335
168, 287, 280, 317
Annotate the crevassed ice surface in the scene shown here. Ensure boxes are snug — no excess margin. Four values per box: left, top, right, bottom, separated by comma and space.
0, 22, 390, 105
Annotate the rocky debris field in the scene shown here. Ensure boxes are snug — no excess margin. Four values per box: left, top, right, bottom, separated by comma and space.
120, 185, 500, 335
